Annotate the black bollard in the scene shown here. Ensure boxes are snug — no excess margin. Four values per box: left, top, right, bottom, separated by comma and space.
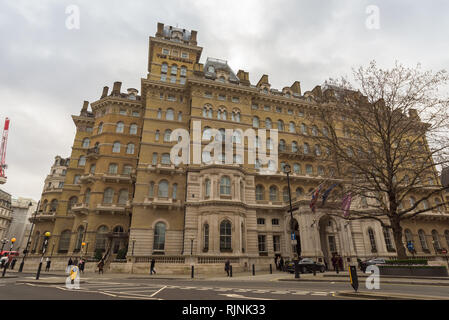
313, 268, 316, 276
230, 265, 233, 277
2, 265, 6, 277
191, 265, 194, 279
252, 264, 255, 276
294, 261, 300, 279
270, 264, 272, 274
36, 261, 43, 280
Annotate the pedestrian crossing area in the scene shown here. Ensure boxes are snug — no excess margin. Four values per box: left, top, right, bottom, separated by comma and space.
48, 281, 335, 299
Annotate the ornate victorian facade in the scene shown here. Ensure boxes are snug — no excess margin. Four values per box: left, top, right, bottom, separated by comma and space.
29, 23, 449, 273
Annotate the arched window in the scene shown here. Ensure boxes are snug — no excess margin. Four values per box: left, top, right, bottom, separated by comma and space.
292, 141, 298, 152
311, 125, 318, 136
268, 160, 276, 172
256, 185, 264, 200
130, 124, 138, 135
95, 226, 109, 252
269, 186, 278, 201
108, 163, 118, 174
444, 230, 449, 248
422, 199, 429, 210
112, 141, 121, 153
78, 156, 86, 166
205, 179, 211, 197
155, 130, 160, 142
220, 176, 231, 195
82, 138, 90, 148
58, 230, 71, 253
74, 226, 84, 251
279, 139, 285, 152
172, 183, 178, 199
73, 175, 80, 184
266, 138, 273, 150
431, 230, 441, 251
123, 164, 133, 174
171, 64, 178, 75
306, 164, 313, 175
50, 199, 58, 212
322, 126, 328, 137
126, 143, 135, 154
293, 163, 300, 174
383, 228, 395, 251
253, 116, 259, 128
166, 108, 174, 120
404, 229, 413, 245
303, 143, 310, 154
103, 188, 114, 204
178, 112, 182, 121
149, 182, 155, 198
301, 123, 307, 135
158, 180, 169, 198
161, 63, 168, 73
265, 118, 272, 129
220, 220, 232, 251
283, 187, 289, 202
289, 122, 295, 133
315, 145, 321, 156
409, 196, 416, 208
153, 222, 166, 251
116, 122, 124, 133
68, 196, 78, 211
118, 189, 128, 205
277, 120, 284, 131
164, 129, 172, 142
318, 166, 325, 176
203, 223, 209, 251
98, 122, 103, 134
418, 230, 428, 251
368, 228, 377, 252
157, 108, 162, 119
232, 130, 242, 144
84, 188, 91, 204
296, 187, 303, 198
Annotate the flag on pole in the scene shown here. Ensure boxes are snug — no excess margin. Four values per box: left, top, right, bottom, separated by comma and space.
321, 183, 338, 206
310, 184, 323, 213
342, 193, 352, 217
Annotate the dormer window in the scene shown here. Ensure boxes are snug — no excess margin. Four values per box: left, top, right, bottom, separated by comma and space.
208, 66, 215, 73
218, 76, 226, 83
263, 88, 268, 94
162, 48, 169, 55
181, 52, 189, 59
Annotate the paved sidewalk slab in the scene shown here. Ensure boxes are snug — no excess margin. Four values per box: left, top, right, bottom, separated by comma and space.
336, 290, 449, 300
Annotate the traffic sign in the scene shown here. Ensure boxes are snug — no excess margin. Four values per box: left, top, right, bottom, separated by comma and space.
407, 241, 414, 251
442, 249, 448, 254
291, 233, 296, 240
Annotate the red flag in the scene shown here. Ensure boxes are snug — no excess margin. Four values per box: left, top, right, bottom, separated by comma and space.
310, 185, 323, 213
342, 193, 352, 217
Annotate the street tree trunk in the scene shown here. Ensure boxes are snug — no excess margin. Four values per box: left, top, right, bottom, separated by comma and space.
391, 218, 407, 259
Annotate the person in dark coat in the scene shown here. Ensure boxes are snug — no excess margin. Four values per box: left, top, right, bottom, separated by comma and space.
225, 259, 230, 277
338, 255, 344, 271
279, 257, 284, 271
97, 259, 104, 274
150, 258, 156, 275
79, 258, 85, 273
331, 254, 338, 273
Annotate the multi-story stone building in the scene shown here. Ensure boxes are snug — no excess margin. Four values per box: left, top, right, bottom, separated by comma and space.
6, 197, 37, 251
28, 23, 449, 273
0, 189, 12, 241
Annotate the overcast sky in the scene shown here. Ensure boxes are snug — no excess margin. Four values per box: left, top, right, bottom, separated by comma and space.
1, 0, 449, 201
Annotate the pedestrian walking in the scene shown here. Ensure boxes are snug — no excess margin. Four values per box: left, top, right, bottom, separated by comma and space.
225, 259, 230, 277
279, 256, 284, 271
45, 257, 51, 272
73, 257, 79, 267
79, 258, 85, 273
10, 258, 17, 270
150, 258, 156, 275
331, 254, 338, 273
338, 255, 344, 271
97, 259, 104, 274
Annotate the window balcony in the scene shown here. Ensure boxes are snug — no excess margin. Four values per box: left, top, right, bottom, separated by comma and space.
80, 173, 97, 183
101, 173, 133, 183
95, 201, 132, 214
141, 197, 183, 209
86, 147, 100, 159
147, 163, 184, 175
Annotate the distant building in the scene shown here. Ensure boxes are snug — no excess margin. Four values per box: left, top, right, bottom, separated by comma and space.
6, 198, 37, 251
0, 189, 12, 240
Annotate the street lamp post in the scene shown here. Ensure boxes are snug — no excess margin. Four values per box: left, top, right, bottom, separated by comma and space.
1, 238, 8, 252
131, 239, 136, 256
81, 220, 88, 259
19, 200, 39, 272
36, 232, 51, 280
283, 164, 300, 279
2, 237, 16, 277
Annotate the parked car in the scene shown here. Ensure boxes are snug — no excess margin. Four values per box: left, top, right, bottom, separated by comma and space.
284, 258, 326, 274
359, 258, 386, 271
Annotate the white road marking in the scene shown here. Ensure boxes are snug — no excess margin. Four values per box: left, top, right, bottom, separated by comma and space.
270, 291, 289, 294
251, 290, 270, 293
179, 286, 197, 290
311, 292, 329, 296
150, 285, 167, 297
214, 288, 232, 292
292, 291, 310, 295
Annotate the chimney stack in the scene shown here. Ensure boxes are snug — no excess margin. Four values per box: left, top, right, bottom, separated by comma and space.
101, 86, 109, 99
112, 82, 122, 96
156, 22, 164, 37
190, 30, 198, 45
80, 101, 89, 115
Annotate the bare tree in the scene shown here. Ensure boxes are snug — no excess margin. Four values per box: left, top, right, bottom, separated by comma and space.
309, 61, 449, 259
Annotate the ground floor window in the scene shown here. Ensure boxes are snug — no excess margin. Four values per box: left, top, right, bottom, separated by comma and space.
258, 235, 267, 255
273, 235, 281, 252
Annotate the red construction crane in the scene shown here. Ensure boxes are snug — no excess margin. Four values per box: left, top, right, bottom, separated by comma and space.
0, 118, 10, 184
